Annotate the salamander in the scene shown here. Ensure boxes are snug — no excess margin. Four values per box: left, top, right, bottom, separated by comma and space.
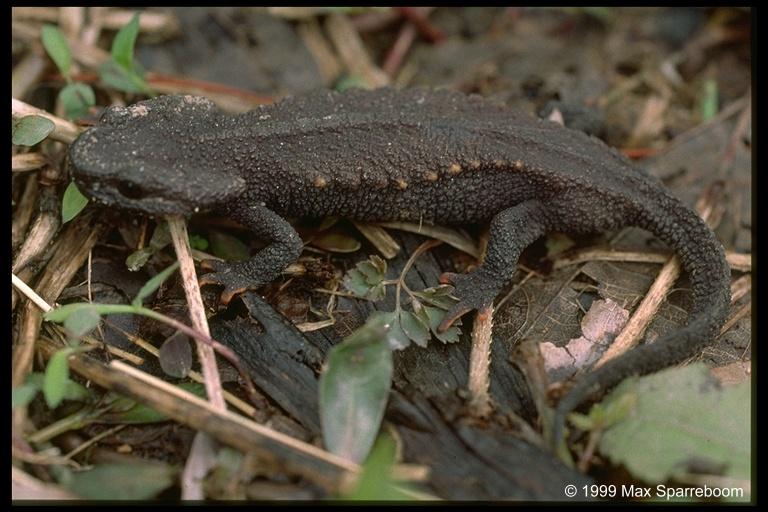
68, 88, 731, 446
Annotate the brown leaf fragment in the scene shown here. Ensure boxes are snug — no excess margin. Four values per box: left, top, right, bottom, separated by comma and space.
541, 298, 629, 381
710, 360, 750, 387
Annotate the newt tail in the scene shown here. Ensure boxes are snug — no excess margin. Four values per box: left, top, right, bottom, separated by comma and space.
551, 190, 731, 447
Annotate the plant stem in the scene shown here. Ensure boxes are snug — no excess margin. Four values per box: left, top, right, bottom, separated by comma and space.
394, 239, 442, 310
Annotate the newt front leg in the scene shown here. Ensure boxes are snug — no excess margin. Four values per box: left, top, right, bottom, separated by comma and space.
200, 203, 303, 303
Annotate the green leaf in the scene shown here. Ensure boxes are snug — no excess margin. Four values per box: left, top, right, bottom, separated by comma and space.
36, 374, 90, 404
98, 60, 151, 95
378, 311, 409, 350
148, 221, 172, 250
12, 115, 55, 146
421, 305, 461, 344
41, 24, 72, 78
568, 394, 637, 433
336, 74, 371, 92
209, 230, 251, 263
125, 223, 172, 271
189, 234, 209, 251
375, 306, 436, 350
412, 285, 459, 310
28, 372, 92, 404
398, 309, 430, 348
319, 314, 393, 463
45, 302, 137, 323
205, 447, 245, 492
343, 256, 387, 301
215, 446, 244, 474
368, 283, 387, 301
341, 433, 413, 500
97, 383, 206, 424
63, 304, 101, 338
59, 82, 95, 120
311, 231, 361, 253
66, 462, 177, 500
63, 379, 92, 403
111, 12, 141, 72
132, 262, 179, 307
343, 269, 373, 297
597, 364, 750, 485
61, 181, 89, 223
100, 395, 169, 424
99, 12, 151, 96
568, 411, 596, 432
45, 303, 97, 323
700, 79, 719, 121
601, 390, 637, 426
125, 247, 153, 271
12, 382, 41, 409
360, 257, 386, 285
43, 348, 75, 408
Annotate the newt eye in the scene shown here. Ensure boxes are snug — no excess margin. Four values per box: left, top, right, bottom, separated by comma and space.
117, 181, 147, 200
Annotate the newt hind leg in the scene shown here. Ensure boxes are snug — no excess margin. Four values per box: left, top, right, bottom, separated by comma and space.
438, 200, 549, 332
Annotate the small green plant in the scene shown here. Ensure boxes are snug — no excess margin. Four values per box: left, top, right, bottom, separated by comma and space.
98, 12, 153, 95
340, 433, 416, 500
39, 12, 155, 224
44, 261, 258, 401
341, 242, 462, 350
12, 369, 92, 410
40, 23, 93, 222
318, 241, 463, 463
39, 263, 181, 395
41, 24, 95, 120
343, 254, 388, 301
99, 12, 155, 96
42, 345, 91, 408
125, 222, 173, 270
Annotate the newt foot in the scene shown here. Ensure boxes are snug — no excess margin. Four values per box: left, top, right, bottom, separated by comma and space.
199, 260, 255, 304
438, 271, 501, 332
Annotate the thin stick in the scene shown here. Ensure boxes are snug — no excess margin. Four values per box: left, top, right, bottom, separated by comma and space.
325, 12, 390, 88
62, 424, 127, 461
167, 216, 224, 499
11, 153, 48, 172
554, 246, 750, 272
467, 305, 494, 417
12, 273, 51, 312
167, 216, 225, 410
717, 301, 750, 339
382, 21, 417, 78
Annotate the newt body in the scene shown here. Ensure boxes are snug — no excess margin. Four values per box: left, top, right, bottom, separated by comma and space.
69, 88, 731, 446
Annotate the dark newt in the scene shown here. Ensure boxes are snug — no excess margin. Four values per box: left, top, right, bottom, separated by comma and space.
68, 88, 731, 447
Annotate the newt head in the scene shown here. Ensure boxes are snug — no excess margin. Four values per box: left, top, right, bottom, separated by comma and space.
69, 95, 246, 216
